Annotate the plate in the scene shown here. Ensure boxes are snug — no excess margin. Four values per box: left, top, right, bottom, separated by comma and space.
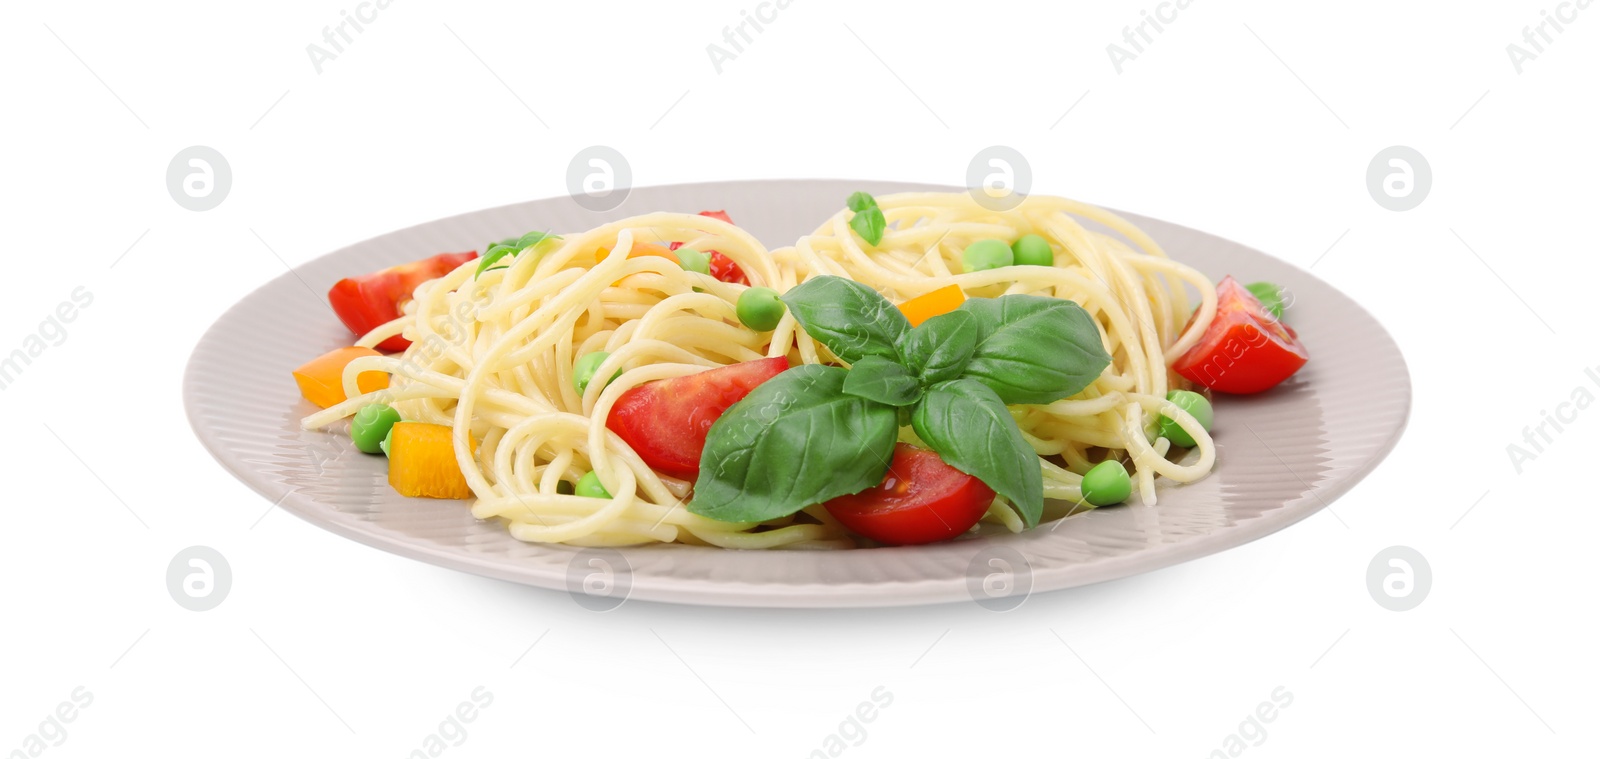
183, 180, 1410, 607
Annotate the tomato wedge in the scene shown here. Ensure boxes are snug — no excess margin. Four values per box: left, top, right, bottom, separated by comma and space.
823, 443, 996, 546
328, 251, 478, 352
606, 357, 789, 479
1172, 276, 1308, 394
668, 210, 750, 286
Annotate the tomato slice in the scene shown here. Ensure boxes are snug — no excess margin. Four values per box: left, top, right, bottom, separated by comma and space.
707, 251, 749, 286
606, 357, 789, 479
823, 444, 996, 546
1172, 276, 1309, 394
328, 251, 478, 352
668, 210, 750, 286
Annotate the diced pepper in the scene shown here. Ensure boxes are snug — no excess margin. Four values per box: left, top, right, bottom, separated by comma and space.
898, 284, 966, 327
293, 346, 388, 409
386, 422, 478, 499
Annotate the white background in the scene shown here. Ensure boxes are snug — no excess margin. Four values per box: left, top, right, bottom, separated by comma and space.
2, 0, 1596, 756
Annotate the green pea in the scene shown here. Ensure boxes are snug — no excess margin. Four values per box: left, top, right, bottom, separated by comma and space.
1157, 389, 1214, 448
576, 471, 611, 499
1081, 460, 1131, 507
676, 248, 711, 275
574, 351, 619, 395
737, 286, 787, 331
350, 404, 402, 454
1246, 281, 1285, 320
1011, 234, 1054, 267
962, 239, 1014, 272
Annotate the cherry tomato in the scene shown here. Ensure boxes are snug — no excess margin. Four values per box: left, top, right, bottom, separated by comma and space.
606, 357, 789, 479
707, 251, 749, 286
668, 210, 750, 285
823, 443, 996, 546
327, 251, 478, 352
1172, 276, 1309, 394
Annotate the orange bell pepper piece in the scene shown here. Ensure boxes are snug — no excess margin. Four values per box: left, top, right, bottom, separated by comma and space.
898, 284, 966, 327
292, 346, 389, 409
387, 422, 477, 499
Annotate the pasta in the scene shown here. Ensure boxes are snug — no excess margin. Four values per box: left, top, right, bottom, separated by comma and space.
301, 192, 1223, 548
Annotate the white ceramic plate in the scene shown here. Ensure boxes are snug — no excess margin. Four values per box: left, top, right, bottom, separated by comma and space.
183, 180, 1410, 607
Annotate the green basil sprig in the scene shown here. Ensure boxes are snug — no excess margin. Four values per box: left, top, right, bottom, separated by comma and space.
958, 296, 1110, 405
476, 230, 562, 278
911, 378, 1043, 525
841, 356, 922, 407
777, 276, 908, 364
847, 191, 887, 246
688, 275, 1111, 527
896, 309, 977, 386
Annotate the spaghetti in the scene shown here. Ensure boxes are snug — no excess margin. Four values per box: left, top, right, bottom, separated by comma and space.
301, 193, 1220, 548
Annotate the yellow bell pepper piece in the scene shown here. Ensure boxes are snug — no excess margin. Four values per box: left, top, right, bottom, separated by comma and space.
293, 346, 388, 409
898, 284, 966, 327
387, 422, 477, 499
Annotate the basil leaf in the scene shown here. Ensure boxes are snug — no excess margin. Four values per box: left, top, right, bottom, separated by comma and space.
690, 365, 899, 523
841, 355, 922, 407
957, 295, 1110, 405
475, 244, 520, 278
780, 276, 910, 364
516, 230, 559, 249
849, 205, 886, 246
912, 378, 1042, 527
896, 309, 978, 387
846, 191, 878, 213
476, 232, 562, 278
